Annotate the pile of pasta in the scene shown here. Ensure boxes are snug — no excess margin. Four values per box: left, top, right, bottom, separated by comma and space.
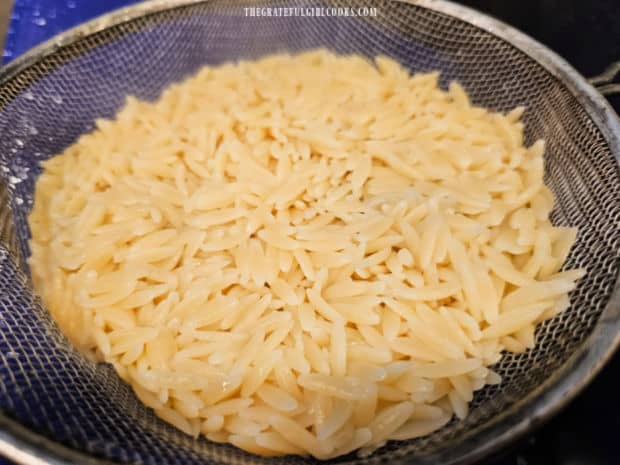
28, 50, 582, 459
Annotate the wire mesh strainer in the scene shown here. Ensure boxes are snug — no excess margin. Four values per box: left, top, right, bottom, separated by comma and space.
0, 1, 619, 464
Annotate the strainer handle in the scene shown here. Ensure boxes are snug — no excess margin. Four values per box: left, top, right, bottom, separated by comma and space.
588, 61, 620, 96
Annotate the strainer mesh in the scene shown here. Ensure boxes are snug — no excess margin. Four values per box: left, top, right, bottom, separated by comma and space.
0, 1, 618, 464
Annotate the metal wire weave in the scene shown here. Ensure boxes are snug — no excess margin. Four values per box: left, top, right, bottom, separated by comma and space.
0, 1, 618, 464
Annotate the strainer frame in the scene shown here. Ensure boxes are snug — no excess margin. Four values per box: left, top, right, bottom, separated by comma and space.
0, 1, 619, 464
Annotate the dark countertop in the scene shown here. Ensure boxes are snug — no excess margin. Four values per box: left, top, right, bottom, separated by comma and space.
463, 0, 620, 111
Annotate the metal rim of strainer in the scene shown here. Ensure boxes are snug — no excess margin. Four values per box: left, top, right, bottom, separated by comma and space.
0, 1, 619, 464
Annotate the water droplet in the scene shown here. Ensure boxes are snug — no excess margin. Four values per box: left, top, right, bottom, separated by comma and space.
0, 318, 7, 328
67, 0, 77, 8
27, 126, 39, 136
15, 197, 23, 205
6, 351, 19, 360
33, 9, 41, 17
23, 90, 35, 101
33, 17, 47, 27
51, 95, 63, 104
8, 176, 21, 185
14, 139, 24, 148
13, 165, 30, 180
2, 50, 12, 58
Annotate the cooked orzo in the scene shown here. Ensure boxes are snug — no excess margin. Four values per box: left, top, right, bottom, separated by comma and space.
28, 49, 583, 459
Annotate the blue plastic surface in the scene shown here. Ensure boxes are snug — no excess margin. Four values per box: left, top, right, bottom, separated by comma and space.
3, 0, 141, 63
